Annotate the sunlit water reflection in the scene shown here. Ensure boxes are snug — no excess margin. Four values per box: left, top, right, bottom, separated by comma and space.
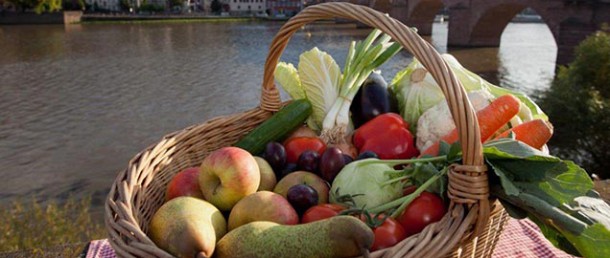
0, 21, 557, 216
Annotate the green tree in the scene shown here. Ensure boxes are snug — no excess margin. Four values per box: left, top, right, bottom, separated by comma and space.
36, 0, 62, 13
119, 0, 131, 12
63, 0, 84, 10
5, 0, 62, 13
5, 0, 38, 12
168, 0, 182, 8
540, 29, 610, 178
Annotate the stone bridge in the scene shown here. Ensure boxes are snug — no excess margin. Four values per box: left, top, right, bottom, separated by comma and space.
346, 0, 610, 64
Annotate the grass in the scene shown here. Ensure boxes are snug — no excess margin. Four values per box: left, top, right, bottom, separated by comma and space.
0, 195, 106, 254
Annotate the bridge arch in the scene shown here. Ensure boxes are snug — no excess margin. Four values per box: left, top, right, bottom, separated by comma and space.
403, 0, 445, 35
468, 2, 557, 47
352, 0, 608, 64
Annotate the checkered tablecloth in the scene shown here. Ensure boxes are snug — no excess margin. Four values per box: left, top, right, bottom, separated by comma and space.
88, 218, 576, 258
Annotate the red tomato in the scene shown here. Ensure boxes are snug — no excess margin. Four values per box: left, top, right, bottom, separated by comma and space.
301, 204, 346, 223
283, 137, 327, 164
369, 217, 408, 251
397, 192, 447, 237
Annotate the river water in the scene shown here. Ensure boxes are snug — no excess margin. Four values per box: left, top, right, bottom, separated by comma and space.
0, 21, 557, 214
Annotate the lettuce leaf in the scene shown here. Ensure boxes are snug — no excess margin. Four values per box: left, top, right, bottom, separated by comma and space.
391, 54, 548, 133
298, 47, 342, 131
275, 62, 305, 100
442, 55, 548, 121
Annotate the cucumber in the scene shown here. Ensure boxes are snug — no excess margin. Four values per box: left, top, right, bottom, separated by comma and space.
234, 99, 312, 155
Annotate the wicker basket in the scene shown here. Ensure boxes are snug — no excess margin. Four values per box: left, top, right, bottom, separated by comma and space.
105, 2, 510, 258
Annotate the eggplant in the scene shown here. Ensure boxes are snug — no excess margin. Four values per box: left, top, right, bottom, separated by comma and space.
350, 72, 397, 128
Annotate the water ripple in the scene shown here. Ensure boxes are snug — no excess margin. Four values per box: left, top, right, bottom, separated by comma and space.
0, 22, 557, 214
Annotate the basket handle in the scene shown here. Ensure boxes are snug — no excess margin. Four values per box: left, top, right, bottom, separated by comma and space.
260, 2, 490, 235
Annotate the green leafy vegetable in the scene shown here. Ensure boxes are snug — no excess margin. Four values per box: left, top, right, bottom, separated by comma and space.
391, 54, 548, 133
330, 155, 449, 218
273, 30, 400, 138
330, 160, 403, 209
274, 62, 305, 100
334, 137, 610, 257
442, 55, 547, 121
298, 47, 343, 131
321, 30, 401, 144
390, 60, 445, 130
485, 139, 610, 257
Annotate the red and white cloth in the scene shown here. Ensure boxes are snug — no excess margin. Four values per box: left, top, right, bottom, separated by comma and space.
87, 218, 576, 258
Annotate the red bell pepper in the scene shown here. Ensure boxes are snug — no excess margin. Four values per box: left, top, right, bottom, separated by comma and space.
353, 113, 418, 159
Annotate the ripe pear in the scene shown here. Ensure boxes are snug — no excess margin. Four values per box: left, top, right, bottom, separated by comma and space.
215, 215, 374, 258
149, 197, 227, 258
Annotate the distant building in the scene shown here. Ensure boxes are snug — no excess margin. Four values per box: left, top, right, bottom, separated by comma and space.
266, 0, 302, 17
202, 0, 229, 13
228, 0, 266, 15
146, 0, 167, 8
86, 0, 121, 11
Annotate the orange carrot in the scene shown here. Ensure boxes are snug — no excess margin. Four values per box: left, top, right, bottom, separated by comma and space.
419, 94, 521, 157
494, 119, 554, 150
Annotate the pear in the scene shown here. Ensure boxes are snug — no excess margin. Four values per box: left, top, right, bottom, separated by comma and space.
149, 197, 227, 258
215, 215, 374, 258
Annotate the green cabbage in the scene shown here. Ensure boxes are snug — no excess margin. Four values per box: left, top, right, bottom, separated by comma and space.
391, 54, 547, 134
330, 160, 404, 209
391, 60, 446, 132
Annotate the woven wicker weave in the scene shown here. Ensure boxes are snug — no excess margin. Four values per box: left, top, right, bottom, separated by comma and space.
105, 2, 509, 258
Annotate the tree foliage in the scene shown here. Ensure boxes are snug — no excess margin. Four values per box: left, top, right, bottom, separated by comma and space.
62, 0, 84, 10
5, 0, 62, 13
541, 29, 610, 178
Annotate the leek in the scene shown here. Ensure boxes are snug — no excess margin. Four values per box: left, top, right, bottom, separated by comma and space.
320, 29, 402, 144
273, 29, 401, 143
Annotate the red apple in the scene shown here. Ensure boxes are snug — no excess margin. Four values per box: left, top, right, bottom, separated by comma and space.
227, 191, 298, 231
166, 167, 205, 201
199, 147, 260, 211
273, 171, 329, 204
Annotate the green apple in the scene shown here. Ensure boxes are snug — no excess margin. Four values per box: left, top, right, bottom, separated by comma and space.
254, 156, 277, 191
199, 147, 260, 211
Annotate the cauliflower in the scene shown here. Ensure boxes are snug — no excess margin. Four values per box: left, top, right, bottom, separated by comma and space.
416, 90, 495, 151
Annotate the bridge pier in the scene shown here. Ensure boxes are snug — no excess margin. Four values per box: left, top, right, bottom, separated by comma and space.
366, 0, 610, 65
402, 0, 444, 35
556, 19, 598, 65
446, 6, 475, 47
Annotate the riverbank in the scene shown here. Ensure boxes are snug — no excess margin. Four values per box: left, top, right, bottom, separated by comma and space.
0, 11, 291, 25
0, 11, 83, 25
81, 13, 267, 24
